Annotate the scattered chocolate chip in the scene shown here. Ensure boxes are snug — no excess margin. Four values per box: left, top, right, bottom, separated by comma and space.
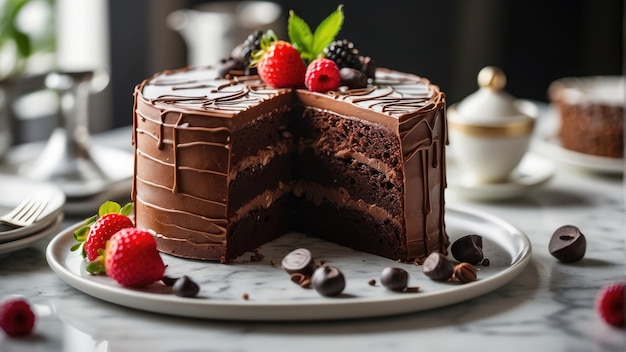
480, 258, 491, 267
242, 293, 249, 300
172, 276, 200, 297
319, 259, 326, 266
368, 279, 377, 286
405, 286, 420, 293
289, 273, 312, 289
549, 225, 586, 262
282, 248, 316, 277
161, 275, 178, 286
268, 258, 276, 266
219, 256, 227, 264
422, 252, 454, 281
311, 265, 345, 297
451, 234, 484, 264
380, 267, 409, 292
453, 263, 477, 284
340, 67, 367, 89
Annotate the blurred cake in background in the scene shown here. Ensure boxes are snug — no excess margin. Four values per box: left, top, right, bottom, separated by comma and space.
548, 76, 624, 158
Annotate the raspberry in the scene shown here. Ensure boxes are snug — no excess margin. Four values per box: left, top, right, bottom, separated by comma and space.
305, 58, 341, 93
596, 282, 625, 328
323, 39, 362, 70
0, 298, 35, 337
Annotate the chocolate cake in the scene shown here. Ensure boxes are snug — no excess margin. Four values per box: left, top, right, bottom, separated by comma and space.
548, 76, 624, 158
132, 66, 448, 262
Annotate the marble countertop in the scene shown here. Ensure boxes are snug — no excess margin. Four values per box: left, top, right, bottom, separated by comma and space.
0, 127, 625, 352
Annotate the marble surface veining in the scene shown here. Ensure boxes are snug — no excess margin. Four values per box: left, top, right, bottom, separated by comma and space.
0, 127, 624, 352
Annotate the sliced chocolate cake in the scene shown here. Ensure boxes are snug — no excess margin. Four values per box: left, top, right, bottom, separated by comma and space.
132, 66, 448, 262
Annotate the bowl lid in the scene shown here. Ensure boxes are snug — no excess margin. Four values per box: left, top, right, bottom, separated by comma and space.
452, 67, 532, 124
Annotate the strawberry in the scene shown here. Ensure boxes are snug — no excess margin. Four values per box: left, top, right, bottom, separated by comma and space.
71, 201, 134, 261
596, 282, 625, 328
254, 32, 306, 88
95, 228, 166, 288
0, 298, 35, 337
305, 58, 341, 92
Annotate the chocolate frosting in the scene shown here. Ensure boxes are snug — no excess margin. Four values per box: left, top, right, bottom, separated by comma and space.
132, 66, 448, 260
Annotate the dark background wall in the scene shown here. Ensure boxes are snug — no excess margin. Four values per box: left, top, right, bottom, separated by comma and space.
108, 0, 623, 128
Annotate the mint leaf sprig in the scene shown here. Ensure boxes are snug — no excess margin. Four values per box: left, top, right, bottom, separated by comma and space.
288, 4, 344, 64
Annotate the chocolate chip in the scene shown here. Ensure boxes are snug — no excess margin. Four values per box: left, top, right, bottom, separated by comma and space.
480, 258, 491, 267
422, 252, 454, 281
161, 275, 178, 286
451, 234, 484, 264
368, 279, 376, 286
172, 276, 200, 297
549, 225, 586, 262
453, 263, 477, 284
242, 293, 249, 300
380, 267, 409, 292
282, 248, 316, 277
311, 265, 345, 297
340, 67, 367, 89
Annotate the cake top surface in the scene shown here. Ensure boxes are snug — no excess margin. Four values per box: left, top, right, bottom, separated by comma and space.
138, 66, 442, 121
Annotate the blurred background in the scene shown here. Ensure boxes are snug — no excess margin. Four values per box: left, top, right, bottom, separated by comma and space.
0, 0, 623, 147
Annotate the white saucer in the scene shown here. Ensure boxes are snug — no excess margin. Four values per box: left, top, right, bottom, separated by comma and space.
531, 106, 623, 174
447, 153, 555, 200
532, 135, 623, 174
46, 206, 531, 321
0, 213, 63, 256
0, 174, 66, 243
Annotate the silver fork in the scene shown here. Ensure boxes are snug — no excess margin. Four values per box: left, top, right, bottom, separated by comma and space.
0, 198, 49, 228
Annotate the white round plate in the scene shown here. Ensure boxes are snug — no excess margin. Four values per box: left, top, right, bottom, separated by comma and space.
46, 206, 531, 321
447, 153, 555, 200
0, 174, 66, 243
0, 214, 63, 255
531, 106, 623, 174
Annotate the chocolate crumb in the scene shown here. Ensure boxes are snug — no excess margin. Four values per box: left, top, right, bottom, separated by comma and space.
268, 258, 276, 266
220, 256, 227, 264
319, 259, 326, 266
368, 279, 376, 286
405, 287, 420, 293
481, 258, 490, 266
242, 293, 249, 300
251, 252, 265, 262
299, 277, 312, 289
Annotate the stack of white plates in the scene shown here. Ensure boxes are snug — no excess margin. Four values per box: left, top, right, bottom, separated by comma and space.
0, 175, 65, 257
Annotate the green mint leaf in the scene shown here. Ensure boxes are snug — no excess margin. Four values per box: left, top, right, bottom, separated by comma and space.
288, 10, 313, 58
311, 4, 344, 59
120, 202, 134, 217
98, 201, 121, 216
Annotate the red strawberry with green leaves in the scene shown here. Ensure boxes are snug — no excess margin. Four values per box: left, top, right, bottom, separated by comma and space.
87, 227, 165, 287
71, 201, 134, 261
253, 34, 306, 88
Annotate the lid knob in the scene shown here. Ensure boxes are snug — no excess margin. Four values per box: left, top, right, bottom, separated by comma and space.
477, 66, 506, 91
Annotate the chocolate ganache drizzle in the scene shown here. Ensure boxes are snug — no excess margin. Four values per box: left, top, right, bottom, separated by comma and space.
133, 66, 447, 261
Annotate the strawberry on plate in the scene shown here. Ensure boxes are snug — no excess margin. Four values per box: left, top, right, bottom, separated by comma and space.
71, 201, 134, 261
90, 228, 166, 288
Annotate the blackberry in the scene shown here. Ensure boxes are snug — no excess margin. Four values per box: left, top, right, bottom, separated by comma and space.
323, 39, 362, 70
238, 30, 264, 74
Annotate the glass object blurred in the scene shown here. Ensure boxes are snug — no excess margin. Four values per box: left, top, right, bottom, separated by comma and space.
167, 1, 284, 66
